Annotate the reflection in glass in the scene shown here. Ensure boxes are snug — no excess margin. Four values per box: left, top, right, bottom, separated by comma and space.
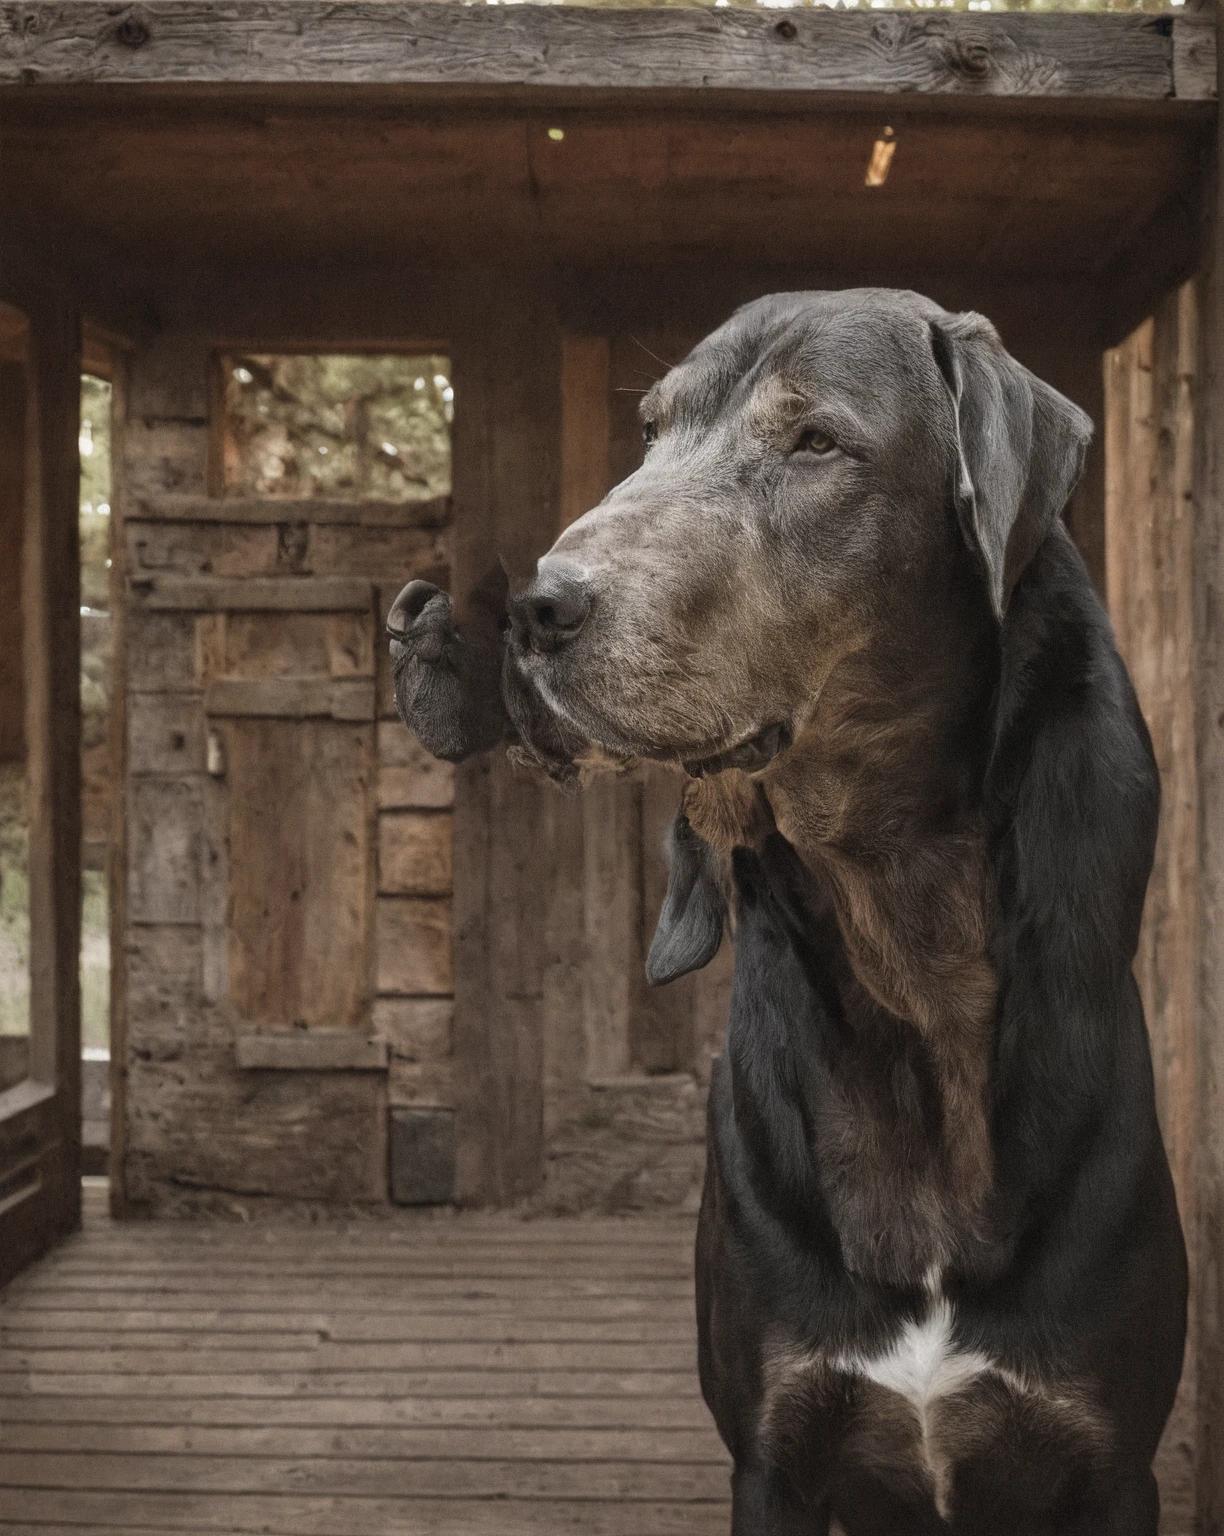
79, 374, 113, 1059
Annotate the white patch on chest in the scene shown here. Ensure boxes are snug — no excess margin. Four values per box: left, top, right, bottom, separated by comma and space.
838, 1297, 993, 1415
834, 1287, 1011, 1519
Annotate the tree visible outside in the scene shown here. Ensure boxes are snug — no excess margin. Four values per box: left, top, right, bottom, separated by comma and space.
79, 374, 112, 1056
223, 354, 452, 503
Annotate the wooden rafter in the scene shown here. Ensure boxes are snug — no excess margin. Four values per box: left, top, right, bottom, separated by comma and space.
0, 2, 1215, 102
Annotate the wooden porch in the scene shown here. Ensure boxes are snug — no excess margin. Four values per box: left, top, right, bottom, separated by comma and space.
0, 1183, 728, 1533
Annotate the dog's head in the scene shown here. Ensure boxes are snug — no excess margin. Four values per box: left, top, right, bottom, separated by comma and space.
507, 289, 1091, 776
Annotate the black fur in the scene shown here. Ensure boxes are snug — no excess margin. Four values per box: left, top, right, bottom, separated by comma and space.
688, 531, 1186, 1534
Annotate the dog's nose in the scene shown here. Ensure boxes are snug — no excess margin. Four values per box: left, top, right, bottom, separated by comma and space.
510, 563, 593, 651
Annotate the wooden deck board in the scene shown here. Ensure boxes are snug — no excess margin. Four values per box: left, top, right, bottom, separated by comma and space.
0, 1187, 729, 1534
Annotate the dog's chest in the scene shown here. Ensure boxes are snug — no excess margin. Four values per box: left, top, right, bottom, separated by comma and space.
760, 1285, 1106, 1525
835, 1295, 994, 1424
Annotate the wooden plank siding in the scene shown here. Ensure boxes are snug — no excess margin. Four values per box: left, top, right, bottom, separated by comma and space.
1105, 284, 1200, 1536
117, 327, 456, 1209
0, 1184, 730, 1535
0, 5, 1212, 101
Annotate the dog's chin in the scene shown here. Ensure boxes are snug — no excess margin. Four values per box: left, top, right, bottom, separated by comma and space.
509, 655, 791, 782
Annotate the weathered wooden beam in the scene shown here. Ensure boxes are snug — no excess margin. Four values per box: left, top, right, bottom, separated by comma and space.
0, 4, 1212, 102
1195, 10, 1224, 1519
235, 1031, 389, 1072
129, 574, 372, 611
204, 677, 376, 721
131, 495, 450, 529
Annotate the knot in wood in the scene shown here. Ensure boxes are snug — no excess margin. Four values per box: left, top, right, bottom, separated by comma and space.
114, 13, 151, 49
774, 19, 798, 42
951, 38, 992, 79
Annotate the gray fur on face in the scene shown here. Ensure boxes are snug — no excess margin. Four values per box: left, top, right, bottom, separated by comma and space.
508, 288, 1091, 767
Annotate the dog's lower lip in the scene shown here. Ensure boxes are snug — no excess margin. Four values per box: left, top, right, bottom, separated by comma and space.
683, 721, 792, 778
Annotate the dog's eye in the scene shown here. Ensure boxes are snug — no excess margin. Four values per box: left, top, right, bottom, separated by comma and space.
642, 420, 658, 447
795, 428, 837, 456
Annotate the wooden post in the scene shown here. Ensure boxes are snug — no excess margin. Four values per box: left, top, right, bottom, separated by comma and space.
450, 276, 559, 1205
560, 335, 610, 533
1105, 288, 1200, 1531
1195, 44, 1224, 1522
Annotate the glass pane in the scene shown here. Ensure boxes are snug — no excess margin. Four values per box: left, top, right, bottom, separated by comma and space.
222, 354, 452, 502
0, 321, 28, 1092
79, 374, 112, 1061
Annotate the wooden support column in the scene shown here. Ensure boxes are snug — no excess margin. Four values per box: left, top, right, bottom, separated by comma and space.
450, 276, 559, 1205
0, 294, 83, 1281
1195, 56, 1224, 1526
1105, 286, 1199, 1534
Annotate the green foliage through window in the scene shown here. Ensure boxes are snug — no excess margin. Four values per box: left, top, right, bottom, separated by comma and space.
223, 354, 453, 503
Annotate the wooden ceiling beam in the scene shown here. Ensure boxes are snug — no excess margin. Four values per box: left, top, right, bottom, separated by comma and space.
0, 3, 1215, 103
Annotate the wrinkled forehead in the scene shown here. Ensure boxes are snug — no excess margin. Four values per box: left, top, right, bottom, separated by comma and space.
642, 291, 946, 435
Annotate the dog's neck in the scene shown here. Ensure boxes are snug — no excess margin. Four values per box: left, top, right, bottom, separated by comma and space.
779, 631, 1000, 1233
688, 618, 1001, 1246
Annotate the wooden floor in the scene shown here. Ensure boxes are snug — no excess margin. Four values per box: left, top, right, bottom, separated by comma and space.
0, 1182, 730, 1534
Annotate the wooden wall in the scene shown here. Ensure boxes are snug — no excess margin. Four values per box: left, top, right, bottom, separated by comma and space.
0, 278, 83, 1282
109, 264, 1110, 1217
1106, 284, 1199, 1536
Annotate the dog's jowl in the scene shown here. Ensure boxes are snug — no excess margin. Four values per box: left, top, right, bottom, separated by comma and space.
389, 290, 1187, 1535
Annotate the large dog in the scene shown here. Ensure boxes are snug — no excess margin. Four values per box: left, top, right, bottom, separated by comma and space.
388, 290, 1187, 1534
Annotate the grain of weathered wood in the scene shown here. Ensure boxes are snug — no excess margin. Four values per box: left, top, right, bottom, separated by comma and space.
130, 574, 372, 612
127, 519, 280, 578
0, 1313, 694, 1343
126, 691, 206, 776
0, 297, 83, 1284
1, 1366, 699, 1397
377, 810, 452, 896
1175, 12, 1217, 102
122, 419, 208, 500
234, 1032, 389, 1073
560, 333, 610, 533
306, 522, 445, 580
375, 897, 454, 996
127, 776, 203, 925
0, 1450, 718, 1501
224, 720, 372, 1032
373, 997, 452, 1062
0, 1339, 700, 1373
0, 1421, 724, 1462
203, 677, 375, 721
0, 1393, 712, 1429
376, 722, 454, 808
0, 5, 1207, 100
388, 1057, 454, 1110
0, 1491, 728, 1536
132, 494, 450, 528
122, 1056, 387, 1205
449, 277, 556, 1205
1194, 67, 1224, 1530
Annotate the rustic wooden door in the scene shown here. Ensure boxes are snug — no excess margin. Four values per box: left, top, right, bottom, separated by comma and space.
0, 299, 83, 1284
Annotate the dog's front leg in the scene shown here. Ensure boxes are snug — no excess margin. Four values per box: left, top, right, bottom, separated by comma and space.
731, 1463, 828, 1536
1062, 1470, 1158, 1536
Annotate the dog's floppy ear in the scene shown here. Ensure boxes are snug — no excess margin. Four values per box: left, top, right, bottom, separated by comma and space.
930, 312, 1092, 620
646, 813, 726, 985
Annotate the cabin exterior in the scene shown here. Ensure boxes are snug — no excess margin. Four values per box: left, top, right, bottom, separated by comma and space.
1, 3, 1223, 1526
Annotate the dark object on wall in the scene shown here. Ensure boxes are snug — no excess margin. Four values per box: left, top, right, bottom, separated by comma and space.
389, 1106, 455, 1206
